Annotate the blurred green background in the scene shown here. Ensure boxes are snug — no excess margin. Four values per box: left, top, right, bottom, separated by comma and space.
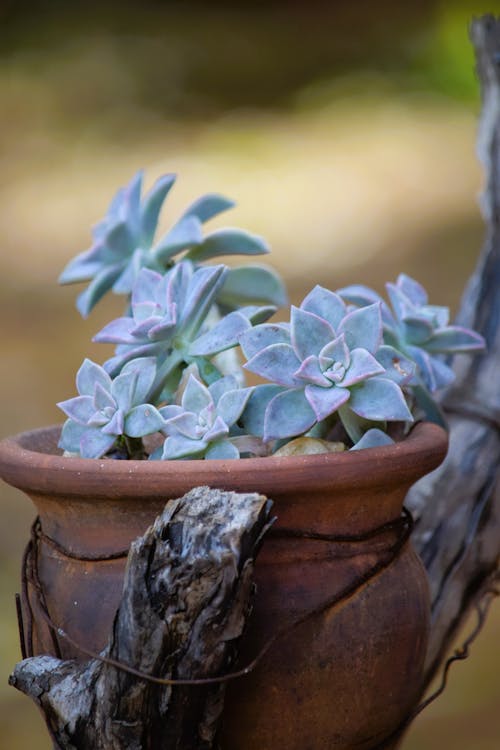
0, 1, 498, 747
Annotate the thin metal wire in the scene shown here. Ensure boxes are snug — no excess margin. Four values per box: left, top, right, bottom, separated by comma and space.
371, 575, 500, 749
20, 509, 413, 687
19, 510, 497, 744
33, 518, 130, 561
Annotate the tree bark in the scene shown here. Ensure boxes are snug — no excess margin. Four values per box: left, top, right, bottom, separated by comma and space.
407, 13, 500, 689
9, 488, 272, 750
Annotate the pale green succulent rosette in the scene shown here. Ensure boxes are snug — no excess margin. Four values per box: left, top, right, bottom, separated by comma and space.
93, 260, 276, 401
158, 374, 262, 460
59, 170, 286, 316
338, 273, 486, 425
240, 285, 414, 447
57, 171, 486, 460
58, 357, 165, 459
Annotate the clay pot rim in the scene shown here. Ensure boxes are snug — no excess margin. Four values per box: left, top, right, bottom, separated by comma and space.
0, 422, 448, 499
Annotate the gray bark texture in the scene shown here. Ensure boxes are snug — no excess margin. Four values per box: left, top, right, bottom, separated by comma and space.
9, 488, 273, 750
7, 14, 500, 750
407, 14, 500, 688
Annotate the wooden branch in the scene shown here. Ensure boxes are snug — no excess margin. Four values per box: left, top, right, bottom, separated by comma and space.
9, 487, 272, 750
407, 14, 500, 686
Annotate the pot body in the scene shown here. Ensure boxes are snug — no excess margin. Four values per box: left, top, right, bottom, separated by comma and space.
0, 422, 448, 750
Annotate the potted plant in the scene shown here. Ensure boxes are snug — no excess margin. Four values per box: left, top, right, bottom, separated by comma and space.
0, 170, 484, 750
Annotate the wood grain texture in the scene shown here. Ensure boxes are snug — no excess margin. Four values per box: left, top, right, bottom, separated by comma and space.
9, 488, 272, 750
407, 14, 500, 687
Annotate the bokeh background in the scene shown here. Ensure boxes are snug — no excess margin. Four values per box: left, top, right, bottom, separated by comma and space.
1, 1, 499, 747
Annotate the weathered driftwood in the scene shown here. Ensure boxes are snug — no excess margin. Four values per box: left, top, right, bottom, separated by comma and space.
407, 13, 500, 688
9, 488, 272, 750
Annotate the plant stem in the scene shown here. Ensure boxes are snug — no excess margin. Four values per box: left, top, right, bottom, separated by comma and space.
338, 405, 364, 445
149, 350, 184, 404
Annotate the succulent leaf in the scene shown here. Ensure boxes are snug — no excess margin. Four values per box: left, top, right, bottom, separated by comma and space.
401, 316, 434, 345
291, 306, 335, 361
216, 387, 252, 426
79, 430, 117, 460
179, 193, 235, 223
263, 388, 317, 442
58, 395, 95, 425
185, 228, 269, 263
424, 326, 486, 353
350, 429, 395, 450
57, 358, 164, 458
179, 264, 227, 337
340, 348, 385, 387
124, 404, 165, 437
374, 345, 415, 385
182, 374, 213, 414
294, 355, 330, 387
219, 265, 288, 308
239, 323, 290, 360
160, 374, 256, 459
205, 440, 240, 460
304, 383, 350, 422
300, 286, 346, 330
60, 170, 280, 316
337, 284, 394, 327
140, 173, 176, 246
76, 265, 123, 318
238, 384, 285, 437
348, 377, 413, 422
411, 383, 448, 428
76, 358, 112, 396
395, 273, 428, 306
161, 435, 209, 460
337, 303, 382, 353
188, 311, 252, 357
152, 216, 203, 263
318, 335, 350, 371
244, 343, 302, 387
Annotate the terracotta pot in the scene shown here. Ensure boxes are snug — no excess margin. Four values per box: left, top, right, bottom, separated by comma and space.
0, 421, 447, 750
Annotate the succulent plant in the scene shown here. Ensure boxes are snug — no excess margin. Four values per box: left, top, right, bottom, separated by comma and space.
337, 273, 485, 424
57, 171, 486, 461
59, 170, 286, 316
158, 374, 265, 459
94, 261, 275, 397
158, 373, 261, 460
240, 285, 413, 445
58, 358, 164, 459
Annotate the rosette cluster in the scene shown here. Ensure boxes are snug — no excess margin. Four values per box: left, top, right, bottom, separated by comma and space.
58, 358, 164, 458
159, 374, 257, 460
59, 170, 285, 317
56, 169, 485, 461
240, 285, 414, 444
338, 274, 485, 423
93, 261, 274, 382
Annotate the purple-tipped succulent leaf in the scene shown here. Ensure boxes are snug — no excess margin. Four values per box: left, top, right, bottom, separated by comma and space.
348, 377, 413, 422
160, 374, 255, 459
300, 286, 347, 330
337, 303, 382, 354
350, 429, 395, 451
60, 170, 278, 316
185, 228, 270, 263
57, 358, 165, 458
291, 306, 335, 361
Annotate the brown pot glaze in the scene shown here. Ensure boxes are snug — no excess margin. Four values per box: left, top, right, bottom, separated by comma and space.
0, 422, 448, 750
